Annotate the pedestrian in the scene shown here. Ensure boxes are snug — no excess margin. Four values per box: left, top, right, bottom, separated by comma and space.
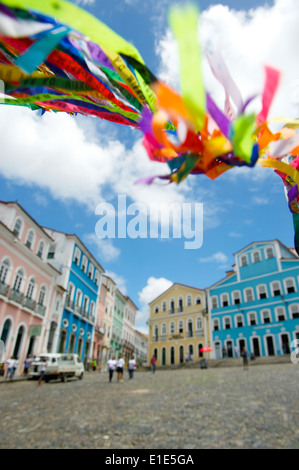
150, 354, 157, 373
241, 346, 249, 371
11, 357, 18, 379
38, 358, 47, 387
24, 355, 31, 375
107, 355, 117, 383
128, 355, 136, 380
116, 353, 125, 383
92, 358, 97, 371
5, 356, 14, 379
234, 345, 239, 357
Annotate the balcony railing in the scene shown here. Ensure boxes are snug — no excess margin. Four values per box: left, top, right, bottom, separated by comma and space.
23, 297, 36, 311
9, 289, 24, 304
0, 281, 9, 297
196, 329, 203, 337
36, 303, 46, 316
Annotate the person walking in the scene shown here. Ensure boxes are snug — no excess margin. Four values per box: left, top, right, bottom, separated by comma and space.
38, 358, 47, 387
150, 354, 157, 373
107, 355, 117, 383
116, 353, 125, 383
5, 356, 14, 379
241, 346, 249, 371
128, 355, 136, 380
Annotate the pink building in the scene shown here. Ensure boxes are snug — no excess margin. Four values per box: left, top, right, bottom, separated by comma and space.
0, 202, 65, 376
92, 282, 107, 367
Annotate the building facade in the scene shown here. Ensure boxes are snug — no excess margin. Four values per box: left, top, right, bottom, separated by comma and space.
111, 289, 125, 356
0, 202, 65, 375
44, 229, 104, 367
101, 275, 116, 361
122, 296, 138, 361
208, 240, 299, 359
148, 283, 209, 366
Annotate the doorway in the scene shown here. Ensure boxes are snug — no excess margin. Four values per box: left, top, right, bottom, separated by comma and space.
280, 334, 290, 354
266, 336, 275, 356
252, 337, 261, 357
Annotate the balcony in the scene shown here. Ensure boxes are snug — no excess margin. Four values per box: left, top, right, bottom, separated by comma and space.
187, 331, 193, 338
0, 281, 9, 297
36, 303, 46, 316
23, 297, 36, 311
9, 289, 23, 304
196, 329, 203, 337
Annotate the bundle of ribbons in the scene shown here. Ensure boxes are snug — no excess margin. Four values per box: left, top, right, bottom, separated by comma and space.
0, 1, 299, 250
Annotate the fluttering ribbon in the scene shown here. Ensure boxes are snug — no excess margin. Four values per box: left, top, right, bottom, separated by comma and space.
0, 0, 299, 248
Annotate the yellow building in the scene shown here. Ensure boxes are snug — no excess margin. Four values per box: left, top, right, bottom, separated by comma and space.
148, 283, 210, 366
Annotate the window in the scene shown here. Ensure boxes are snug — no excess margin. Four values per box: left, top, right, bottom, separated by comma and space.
187, 295, 192, 306
248, 312, 257, 326
37, 240, 44, 258
289, 304, 299, 319
94, 270, 100, 286
195, 296, 201, 305
154, 305, 159, 313
170, 299, 175, 314
47, 244, 55, 259
81, 256, 87, 273
275, 307, 286, 322
285, 278, 296, 294
244, 288, 254, 303
83, 296, 89, 313
153, 325, 158, 341
196, 317, 202, 330
272, 281, 282, 297
221, 293, 229, 307
178, 297, 183, 313
252, 251, 261, 263
38, 286, 46, 306
88, 264, 94, 280
224, 317, 231, 329
73, 247, 81, 266
75, 290, 82, 307
240, 255, 248, 267
211, 296, 218, 309
266, 247, 274, 259
13, 218, 23, 238
162, 301, 167, 312
26, 277, 35, 299
25, 230, 35, 249
258, 285, 267, 299
13, 268, 25, 292
187, 319, 193, 337
170, 321, 175, 334
233, 291, 241, 305
235, 314, 244, 328
161, 323, 167, 336
178, 320, 184, 333
262, 310, 271, 324
0, 258, 10, 284
213, 318, 220, 331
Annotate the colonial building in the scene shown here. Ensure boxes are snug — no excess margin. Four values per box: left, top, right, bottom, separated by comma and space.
122, 296, 138, 361
101, 274, 116, 361
111, 289, 125, 356
208, 240, 299, 358
148, 283, 209, 366
44, 229, 104, 367
93, 281, 106, 366
0, 201, 65, 375
134, 329, 148, 365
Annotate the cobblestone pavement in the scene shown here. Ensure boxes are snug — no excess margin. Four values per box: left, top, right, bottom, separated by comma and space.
0, 363, 298, 449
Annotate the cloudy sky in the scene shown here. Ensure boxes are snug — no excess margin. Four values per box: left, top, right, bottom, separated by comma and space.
0, 0, 298, 333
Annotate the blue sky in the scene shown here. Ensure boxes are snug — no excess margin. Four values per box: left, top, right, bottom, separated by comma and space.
1, 0, 298, 333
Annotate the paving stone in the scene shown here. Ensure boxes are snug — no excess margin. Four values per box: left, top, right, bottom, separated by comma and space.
0, 363, 298, 449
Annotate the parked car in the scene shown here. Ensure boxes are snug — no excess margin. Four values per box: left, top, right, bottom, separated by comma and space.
30, 353, 84, 382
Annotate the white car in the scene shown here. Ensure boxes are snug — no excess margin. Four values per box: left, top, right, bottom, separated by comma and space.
30, 353, 84, 382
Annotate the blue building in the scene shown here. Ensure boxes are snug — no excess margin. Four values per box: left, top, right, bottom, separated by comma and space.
44, 229, 104, 365
208, 240, 299, 359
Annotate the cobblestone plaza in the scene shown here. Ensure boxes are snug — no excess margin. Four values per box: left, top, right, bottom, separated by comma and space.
0, 362, 298, 450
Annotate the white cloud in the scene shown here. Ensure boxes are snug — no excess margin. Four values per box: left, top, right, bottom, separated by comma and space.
199, 251, 229, 265
156, 0, 299, 121
83, 233, 121, 262
135, 276, 173, 331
